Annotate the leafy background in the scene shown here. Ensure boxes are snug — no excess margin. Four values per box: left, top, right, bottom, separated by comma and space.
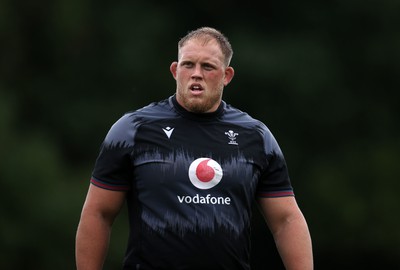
1, 0, 399, 269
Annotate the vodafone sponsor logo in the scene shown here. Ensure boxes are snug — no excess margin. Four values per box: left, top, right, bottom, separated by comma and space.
177, 194, 231, 205
178, 158, 231, 205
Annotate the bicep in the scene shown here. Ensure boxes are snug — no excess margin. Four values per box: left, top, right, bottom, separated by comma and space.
81, 184, 126, 224
257, 196, 304, 234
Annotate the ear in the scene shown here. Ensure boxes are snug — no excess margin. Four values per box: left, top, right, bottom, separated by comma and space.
170, 62, 178, 79
223, 66, 235, 86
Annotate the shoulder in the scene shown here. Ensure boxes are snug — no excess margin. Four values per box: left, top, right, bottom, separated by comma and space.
222, 102, 270, 133
103, 97, 175, 147
222, 102, 281, 154
123, 96, 181, 124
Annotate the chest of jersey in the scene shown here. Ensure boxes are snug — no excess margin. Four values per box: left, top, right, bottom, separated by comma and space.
132, 118, 264, 192
130, 117, 265, 235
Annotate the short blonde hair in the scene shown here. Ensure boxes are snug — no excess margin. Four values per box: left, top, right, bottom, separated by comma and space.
178, 27, 233, 66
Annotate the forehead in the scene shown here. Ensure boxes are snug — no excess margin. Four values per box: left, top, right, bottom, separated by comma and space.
179, 39, 224, 63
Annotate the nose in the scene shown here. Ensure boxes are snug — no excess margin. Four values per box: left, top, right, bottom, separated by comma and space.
191, 64, 203, 80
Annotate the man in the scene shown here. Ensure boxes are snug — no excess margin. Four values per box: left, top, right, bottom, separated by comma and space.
76, 26, 313, 270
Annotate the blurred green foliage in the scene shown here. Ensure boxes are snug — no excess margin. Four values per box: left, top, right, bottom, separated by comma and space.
1, 0, 399, 269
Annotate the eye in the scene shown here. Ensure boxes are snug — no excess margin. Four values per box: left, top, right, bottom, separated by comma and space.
181, 61, 194, 68
203, 64, 215, 71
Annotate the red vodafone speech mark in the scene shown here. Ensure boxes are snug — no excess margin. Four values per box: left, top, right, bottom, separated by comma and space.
196, 159, 215, 182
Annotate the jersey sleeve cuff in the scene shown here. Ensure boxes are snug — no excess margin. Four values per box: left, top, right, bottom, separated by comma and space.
90, 177, 130, 191
257, 189, 294, 198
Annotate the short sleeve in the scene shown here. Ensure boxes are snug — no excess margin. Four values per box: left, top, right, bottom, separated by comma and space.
90, 113, 137, 191
256, 127, 294, 198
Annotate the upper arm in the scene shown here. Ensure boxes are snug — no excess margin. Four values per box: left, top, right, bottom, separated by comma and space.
81, 184, 127, 225
257, 196, 305, 234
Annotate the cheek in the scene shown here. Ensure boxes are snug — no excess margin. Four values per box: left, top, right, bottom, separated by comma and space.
207, 72, 224, 84
176, 69, 190, 80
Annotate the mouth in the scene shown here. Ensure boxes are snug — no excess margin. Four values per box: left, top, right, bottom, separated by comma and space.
190, 84, 204, 94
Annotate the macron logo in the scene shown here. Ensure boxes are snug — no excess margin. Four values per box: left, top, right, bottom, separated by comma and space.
162, 126, 174, 139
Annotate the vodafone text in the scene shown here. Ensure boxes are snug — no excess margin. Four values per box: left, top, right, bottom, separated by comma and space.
177, 194, 231, 205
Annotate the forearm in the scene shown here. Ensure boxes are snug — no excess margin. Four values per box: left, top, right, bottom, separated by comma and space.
273, 214, 313, 270
75, 213, 112, 270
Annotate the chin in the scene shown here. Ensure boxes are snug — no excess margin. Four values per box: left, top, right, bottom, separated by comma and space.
184, 100, 208, 113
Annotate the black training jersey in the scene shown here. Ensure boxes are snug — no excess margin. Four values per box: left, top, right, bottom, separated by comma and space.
91, 95, 293, 270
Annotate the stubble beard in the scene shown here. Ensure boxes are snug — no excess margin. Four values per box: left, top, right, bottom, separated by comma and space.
177, 84, 224, 113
